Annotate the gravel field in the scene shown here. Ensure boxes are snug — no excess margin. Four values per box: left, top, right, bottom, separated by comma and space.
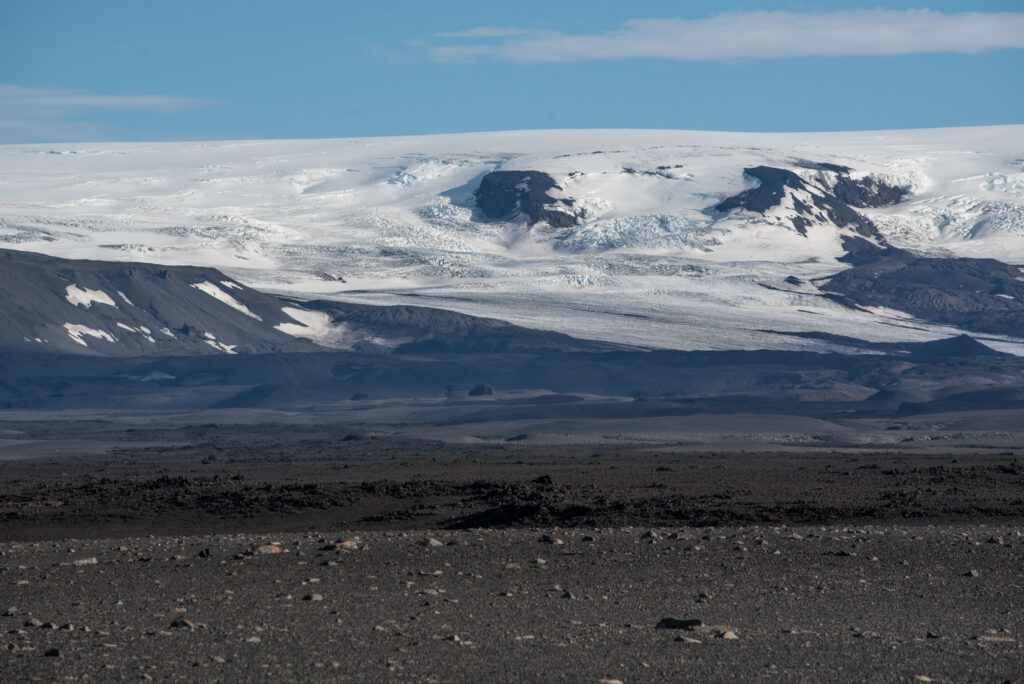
1, 428, 1022, 682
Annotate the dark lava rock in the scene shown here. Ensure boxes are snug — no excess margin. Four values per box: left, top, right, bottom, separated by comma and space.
474, 171, 578, 227
468, 384, 495, 396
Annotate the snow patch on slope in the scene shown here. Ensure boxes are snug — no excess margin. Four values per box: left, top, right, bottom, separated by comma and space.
190, 281, 262, 321
64, 323, 116, 347
273, 307, 342, 345
65, 284, 116, 308
200, 331, 237, 354
115, 322, 156, 343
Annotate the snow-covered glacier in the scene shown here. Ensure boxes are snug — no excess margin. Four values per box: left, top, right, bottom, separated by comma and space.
1, 126, 1022, 353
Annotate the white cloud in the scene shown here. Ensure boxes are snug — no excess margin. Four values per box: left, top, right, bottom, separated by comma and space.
432, 27, 531, 39
0, 84, 219, 143
428, 10, 1024, 63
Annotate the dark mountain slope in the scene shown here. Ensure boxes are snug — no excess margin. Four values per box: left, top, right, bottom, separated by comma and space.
822, 247, 1024, 338
0, 249, 317, 356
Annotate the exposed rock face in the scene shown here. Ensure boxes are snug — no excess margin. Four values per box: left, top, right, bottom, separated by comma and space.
823, 247, 1024, 338
474, 171, 578, 227
830, 174, 906, 209
715, 164, 906, 240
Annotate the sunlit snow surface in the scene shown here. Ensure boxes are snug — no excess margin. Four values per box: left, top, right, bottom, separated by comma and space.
2, 127, 1023, 353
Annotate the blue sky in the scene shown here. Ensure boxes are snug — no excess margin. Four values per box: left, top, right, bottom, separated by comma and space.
1, 1, 1022, 142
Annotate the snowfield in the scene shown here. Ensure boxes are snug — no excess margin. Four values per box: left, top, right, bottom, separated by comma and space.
1, 127, 1022, 353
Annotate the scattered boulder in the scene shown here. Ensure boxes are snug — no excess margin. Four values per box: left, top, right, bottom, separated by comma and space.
254, 544, 283, 555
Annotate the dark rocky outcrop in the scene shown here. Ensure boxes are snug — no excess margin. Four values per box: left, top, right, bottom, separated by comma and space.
715, 164, 906, 240
473, 171, 578, 227
830, 174, 906, 209
824, 247, 1024, 338
716, 166, 807, 216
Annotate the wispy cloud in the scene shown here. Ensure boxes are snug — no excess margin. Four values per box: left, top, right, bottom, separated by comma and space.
0, 85, 219, 143
427, 10, 1024, 63
432, 27, 532, 39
